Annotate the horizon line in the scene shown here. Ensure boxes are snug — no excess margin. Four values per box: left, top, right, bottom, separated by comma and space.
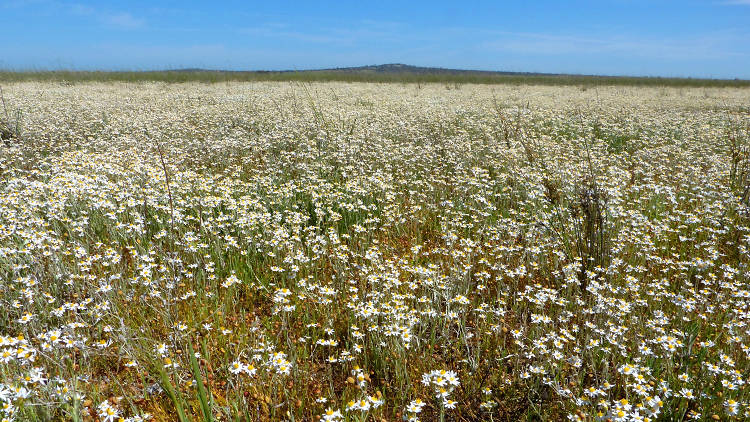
1, 63, 748, 82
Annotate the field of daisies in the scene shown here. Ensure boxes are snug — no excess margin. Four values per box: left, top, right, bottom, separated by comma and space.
0, 81, 749, 421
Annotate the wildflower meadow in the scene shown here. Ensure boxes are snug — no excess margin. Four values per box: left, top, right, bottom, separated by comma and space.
0, 81, 748, 421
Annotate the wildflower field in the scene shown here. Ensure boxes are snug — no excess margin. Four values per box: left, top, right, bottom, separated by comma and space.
0, 81, 749, 421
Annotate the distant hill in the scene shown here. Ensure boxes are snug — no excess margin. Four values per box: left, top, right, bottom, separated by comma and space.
166, 63, 566, 77
312, 63, 559, 77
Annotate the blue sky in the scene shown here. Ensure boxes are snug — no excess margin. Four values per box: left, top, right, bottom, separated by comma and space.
1, 1, 749, 78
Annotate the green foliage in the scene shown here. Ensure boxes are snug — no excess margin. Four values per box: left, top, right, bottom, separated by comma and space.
188, 341, 214, 422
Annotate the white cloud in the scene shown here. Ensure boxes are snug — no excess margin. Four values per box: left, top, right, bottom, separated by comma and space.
104, 12, 144, 29
69, 3, 94, 15
69, 3, 144, 29
475, 30, 748, 61
237, 19, 409, 46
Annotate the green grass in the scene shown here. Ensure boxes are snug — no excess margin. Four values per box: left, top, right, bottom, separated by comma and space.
1, 69, 749, 87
